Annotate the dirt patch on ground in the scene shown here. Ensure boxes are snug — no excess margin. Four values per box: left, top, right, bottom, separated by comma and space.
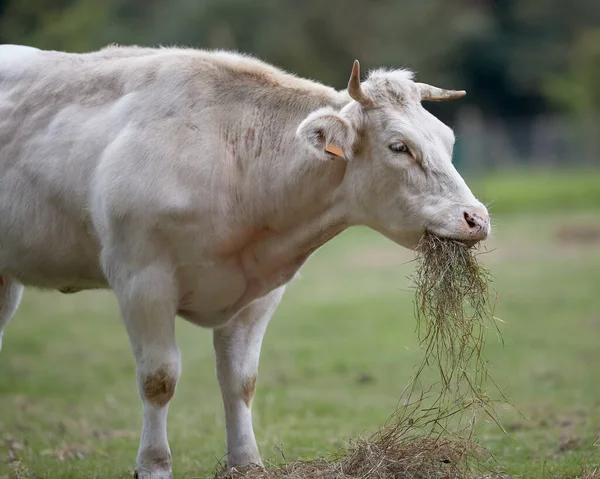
40, 443, 101, 461
556, 435, 585, 454
505, 404, 600, 461
521, 404, 593, 431
555, 225, 600, 245
1, 434, 25, 463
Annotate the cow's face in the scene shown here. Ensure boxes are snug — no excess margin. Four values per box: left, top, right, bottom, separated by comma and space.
297, 61, 490, 249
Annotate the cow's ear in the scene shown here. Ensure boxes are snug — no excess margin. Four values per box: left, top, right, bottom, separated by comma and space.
296, 108, 356, 161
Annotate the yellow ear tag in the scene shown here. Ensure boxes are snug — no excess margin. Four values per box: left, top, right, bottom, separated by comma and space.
325, 144, 344, 158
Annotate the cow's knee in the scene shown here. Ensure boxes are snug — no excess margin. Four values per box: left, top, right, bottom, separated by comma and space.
241, 374, 257, 407
141, 363, 179, 409
106, 257, 180, 408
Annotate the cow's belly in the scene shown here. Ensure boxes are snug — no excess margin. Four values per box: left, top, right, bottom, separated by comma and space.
0, 203, 106, 290
0, 162, 106, 289
0, 244, 106, 291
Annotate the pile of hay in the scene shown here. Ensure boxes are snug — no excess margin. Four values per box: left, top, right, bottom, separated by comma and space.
216, 435, 480, 479
216, 233, 502, 479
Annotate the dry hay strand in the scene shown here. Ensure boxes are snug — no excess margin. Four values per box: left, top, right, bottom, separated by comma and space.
405, 232, 504, 423
412, 233, 498, 385
8, 460, 31, 479
215, 232, 506, 479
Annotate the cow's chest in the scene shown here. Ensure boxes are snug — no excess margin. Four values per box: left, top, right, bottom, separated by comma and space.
171, 216, 344, 328
174, 246, 306, 328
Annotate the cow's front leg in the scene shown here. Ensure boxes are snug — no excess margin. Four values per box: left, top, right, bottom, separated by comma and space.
213, 286, 285, 469
108, 257, 180, 479
0, 277, 24, 353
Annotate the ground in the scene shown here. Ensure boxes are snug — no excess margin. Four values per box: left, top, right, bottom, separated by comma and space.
0, 171, 599, 479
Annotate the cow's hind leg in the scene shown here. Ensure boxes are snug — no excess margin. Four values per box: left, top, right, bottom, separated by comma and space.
103, 250, 180, 479
213, 286, 286, 469
0, 277, 24, 352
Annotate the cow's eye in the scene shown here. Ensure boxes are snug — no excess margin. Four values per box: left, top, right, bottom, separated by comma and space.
389, 142, 409, 154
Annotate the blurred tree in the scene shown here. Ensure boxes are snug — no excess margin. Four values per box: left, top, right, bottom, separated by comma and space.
0, 0, 109, 51
545, 28, 600, 115
0, 0, 598, 119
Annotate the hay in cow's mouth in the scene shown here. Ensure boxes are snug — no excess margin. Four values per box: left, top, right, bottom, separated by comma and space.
411, 232, 497, 394
214, 232, 504, 479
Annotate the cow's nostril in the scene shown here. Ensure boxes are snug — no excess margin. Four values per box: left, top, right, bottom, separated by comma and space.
463, 211, 477, 229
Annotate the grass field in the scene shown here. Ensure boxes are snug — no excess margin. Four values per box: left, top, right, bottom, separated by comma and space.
1, 172, 600, 478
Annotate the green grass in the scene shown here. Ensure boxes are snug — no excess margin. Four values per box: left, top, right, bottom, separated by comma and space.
1, 179, 600, 478
468, 169, 600, 215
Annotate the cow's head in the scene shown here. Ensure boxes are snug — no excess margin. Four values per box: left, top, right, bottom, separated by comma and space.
297, 60, 490, 249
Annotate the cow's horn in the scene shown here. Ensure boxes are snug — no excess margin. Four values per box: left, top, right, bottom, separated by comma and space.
348, 60, 373, 107
417, 83, 466, 102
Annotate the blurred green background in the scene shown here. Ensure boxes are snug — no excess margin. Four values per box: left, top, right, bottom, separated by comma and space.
1, 1, 600, 478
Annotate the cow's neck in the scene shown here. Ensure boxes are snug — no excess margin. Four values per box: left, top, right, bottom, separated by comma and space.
233, 153, 349, 275
220, 97, 352, 300
220, 91, 351, 249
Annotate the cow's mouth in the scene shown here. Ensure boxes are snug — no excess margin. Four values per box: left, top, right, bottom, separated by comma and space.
457, 238, 480, 248
423, 231, 480, 249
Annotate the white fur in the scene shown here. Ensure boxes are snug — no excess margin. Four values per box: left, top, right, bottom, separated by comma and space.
0, 45, 489, 478
0, 45, 42, 74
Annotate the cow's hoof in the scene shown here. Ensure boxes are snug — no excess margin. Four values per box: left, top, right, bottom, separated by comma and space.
226, 446, 263, 470
135, 447, 173, 478
226, 462, 264, 474
223, 463, 264, 477
133, 470, 173, 479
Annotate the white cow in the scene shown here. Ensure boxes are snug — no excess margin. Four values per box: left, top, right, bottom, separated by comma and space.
0, 44, 490, 478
